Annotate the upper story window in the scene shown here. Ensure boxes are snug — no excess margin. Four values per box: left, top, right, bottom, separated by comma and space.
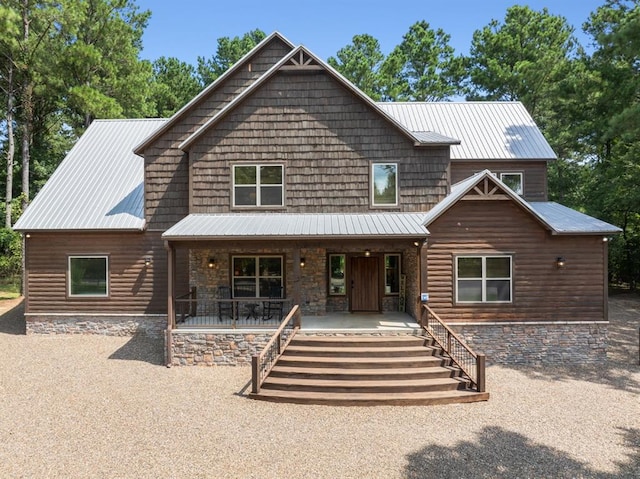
372, 163, 398, 206
68, 255, 109, 297
499, 172, 523, 196
456, 255, 512, 303
233, 164, 284, 207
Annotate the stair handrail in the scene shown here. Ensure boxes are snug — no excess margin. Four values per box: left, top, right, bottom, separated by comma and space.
421, 304, 486, 393
251, 304, 301, 394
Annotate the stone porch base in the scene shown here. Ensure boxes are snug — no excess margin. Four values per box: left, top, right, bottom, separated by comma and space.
449, 321, 608, 365
25, 314, 167, 338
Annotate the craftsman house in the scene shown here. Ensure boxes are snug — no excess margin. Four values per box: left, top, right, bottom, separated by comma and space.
15, 32, 619, 377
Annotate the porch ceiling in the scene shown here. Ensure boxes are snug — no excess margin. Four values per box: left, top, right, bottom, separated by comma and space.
162, 213, 429, 241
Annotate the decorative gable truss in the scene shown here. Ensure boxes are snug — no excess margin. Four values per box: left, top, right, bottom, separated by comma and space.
461, 176, 511, 201
280, 49, 322, 71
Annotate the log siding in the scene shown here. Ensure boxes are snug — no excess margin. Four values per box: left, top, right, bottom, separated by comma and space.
24, 231, 189, 314
426, 199, 606, 323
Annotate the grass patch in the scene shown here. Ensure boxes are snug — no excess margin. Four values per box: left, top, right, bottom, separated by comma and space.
0, 276, 21, 301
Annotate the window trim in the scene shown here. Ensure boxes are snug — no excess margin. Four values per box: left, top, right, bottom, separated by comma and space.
371, 162, 398, 207
232, 163, 285, 208
328, 254, 347, 296
384, 253, 401, 296
68, 255, 110, 298
455, 255, 513, 304
499, 172, 524, 196
231, 255, 284, 298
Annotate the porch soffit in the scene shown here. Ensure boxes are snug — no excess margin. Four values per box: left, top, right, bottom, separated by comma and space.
162, 213, 430, 241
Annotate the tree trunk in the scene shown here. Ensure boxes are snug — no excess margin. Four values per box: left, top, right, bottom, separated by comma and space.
20, 0, 31, 212
5, 62, 15, 228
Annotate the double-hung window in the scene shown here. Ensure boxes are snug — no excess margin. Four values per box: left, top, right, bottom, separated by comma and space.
68, 255, 109, 297
456, 255, 512, 303
372, 163, 398, 206
233, 164, 284, 207
232, 256, 283, 298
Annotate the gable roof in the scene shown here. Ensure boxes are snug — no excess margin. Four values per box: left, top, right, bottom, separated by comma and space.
178, 45, 460, 151
162, 213, 429, 241
424, 169, 620, 235
133, 32, 296, 155
14, 119, 167, 232
378, 102, 556, 160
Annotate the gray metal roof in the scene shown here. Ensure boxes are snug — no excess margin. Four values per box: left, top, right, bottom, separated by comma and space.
529, 202, 621, 235
14, 119, 167, 231
423, 169, 620, 235
378, 102, 557, 160
163, 213, 429, 240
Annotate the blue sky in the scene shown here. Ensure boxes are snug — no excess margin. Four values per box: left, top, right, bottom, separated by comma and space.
135, 0, 606, 65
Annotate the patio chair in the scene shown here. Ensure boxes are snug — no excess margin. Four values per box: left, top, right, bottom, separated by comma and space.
262, 286, 284, 321
217, 285, 233, 321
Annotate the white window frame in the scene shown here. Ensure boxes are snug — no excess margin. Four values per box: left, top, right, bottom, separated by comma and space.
232, 164, 284, 207
455, 255, 512, 304
499, 172, 523, 196
68, 255, 109, 298
371, 163, 398, 206
232, 255, 284, 298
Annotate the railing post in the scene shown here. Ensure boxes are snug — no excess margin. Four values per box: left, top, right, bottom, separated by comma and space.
251, 355, 259, 394
276, 333, 281, 355
476, 354, 486, 393
447, 330, 452, 353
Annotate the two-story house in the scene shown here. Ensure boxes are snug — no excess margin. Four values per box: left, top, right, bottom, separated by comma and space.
14, 32, 619, 367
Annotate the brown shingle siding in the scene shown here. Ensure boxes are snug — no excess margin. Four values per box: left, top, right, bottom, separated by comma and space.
188, 71, 450, 214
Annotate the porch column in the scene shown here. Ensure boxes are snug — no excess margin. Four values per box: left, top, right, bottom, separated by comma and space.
419, 242, 428, 317
292, 248, 301, 306
165, 240, 176, 330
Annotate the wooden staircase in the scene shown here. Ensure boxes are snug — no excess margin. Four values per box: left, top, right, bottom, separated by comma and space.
249, 334, 490, 406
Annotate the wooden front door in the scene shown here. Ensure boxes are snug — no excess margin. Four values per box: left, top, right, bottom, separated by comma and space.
350, 256, 380, 312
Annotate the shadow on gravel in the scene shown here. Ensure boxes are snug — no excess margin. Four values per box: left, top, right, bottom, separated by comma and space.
0, 300, 25, 335
109, 332, 164, 366
500, 296, 640, 393
403, 426, 639, 479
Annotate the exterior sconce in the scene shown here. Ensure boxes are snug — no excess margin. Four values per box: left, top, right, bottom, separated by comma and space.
144, 256, 152, 267
208, 257, 216, 269
556, 257, 565, 269
413, 240, 420, 247
364, 249, 371, 257
300, 257, 306, 267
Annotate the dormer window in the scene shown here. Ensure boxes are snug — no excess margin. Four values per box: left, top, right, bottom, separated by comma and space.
233, 164, 284, 207
500, 172, 523, 196
372, 163, 398, 206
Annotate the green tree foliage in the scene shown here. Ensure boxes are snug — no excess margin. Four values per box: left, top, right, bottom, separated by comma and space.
580, 0, 640, 288
380, 20, 463, 101
196, 29, 266, 86
328, 34, 385, 100
150, 56, 201, 117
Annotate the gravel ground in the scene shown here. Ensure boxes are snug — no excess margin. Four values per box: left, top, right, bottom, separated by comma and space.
0, 296, 638, 478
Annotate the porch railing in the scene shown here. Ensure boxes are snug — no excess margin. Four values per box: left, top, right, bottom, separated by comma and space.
251, 305, 301, 394
175, 292, 292, 328
421, 304, 486, 393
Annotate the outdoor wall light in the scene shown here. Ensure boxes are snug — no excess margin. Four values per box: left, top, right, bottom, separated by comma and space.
364, 249, 371, 257
413, 240, 421, 247
144, 256, 152, 267
208, 257, 216, 268
300, 257, 306, 267
556, 257, 566, 269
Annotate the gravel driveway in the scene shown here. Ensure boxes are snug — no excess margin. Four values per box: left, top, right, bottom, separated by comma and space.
1, 296, 638, 478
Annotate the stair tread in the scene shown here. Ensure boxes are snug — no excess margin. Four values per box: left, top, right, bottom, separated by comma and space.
277, 355, 443, 364
286, 345, 437, 353
270, 365, 455, 376
263, 376, 465, 387
294, 335, 425, 343
250, 389, 489, 405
